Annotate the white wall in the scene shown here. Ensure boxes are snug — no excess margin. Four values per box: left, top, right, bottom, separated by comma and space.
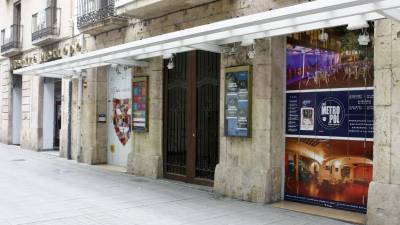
43, 79, 55, 149
107, 66, 132, 167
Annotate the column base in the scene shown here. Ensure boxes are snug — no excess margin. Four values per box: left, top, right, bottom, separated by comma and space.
367, 182, 400, 225
213, 163, 282, 203
127, 152, 162, 179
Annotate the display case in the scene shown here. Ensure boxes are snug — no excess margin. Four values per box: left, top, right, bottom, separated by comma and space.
224, 65, 252, 137
132, 76, 149, 132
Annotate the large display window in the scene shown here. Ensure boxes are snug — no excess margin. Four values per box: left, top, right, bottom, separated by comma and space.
284, 26, 374, 213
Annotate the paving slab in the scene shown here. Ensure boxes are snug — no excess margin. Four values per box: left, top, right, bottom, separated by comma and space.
0, 144, 353, 225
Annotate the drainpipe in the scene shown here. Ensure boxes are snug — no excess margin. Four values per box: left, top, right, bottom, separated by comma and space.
67, 79, 72, 160
76, 71, 83, 162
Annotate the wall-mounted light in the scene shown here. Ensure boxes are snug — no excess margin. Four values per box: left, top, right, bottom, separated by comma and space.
358, 29, 370, 46
318, 28, 328, 42
247, 43, 256, 59
167, 54, 174, 70
241, 38, 256, 59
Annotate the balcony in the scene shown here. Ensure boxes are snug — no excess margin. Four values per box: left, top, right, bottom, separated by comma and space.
32, 7, 61, 46
1, 25, 22, 57
77, 0, 128, 36
115, 0, 217, 19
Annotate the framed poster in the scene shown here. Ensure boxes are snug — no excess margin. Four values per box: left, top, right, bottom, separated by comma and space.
132, 76, 149, 132
224, 65, 252, 137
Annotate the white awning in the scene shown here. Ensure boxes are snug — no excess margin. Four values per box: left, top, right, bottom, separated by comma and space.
13, 0, 400, 78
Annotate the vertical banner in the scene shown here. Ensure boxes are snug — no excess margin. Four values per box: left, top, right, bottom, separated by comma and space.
107, 66, 132, 167
284, 27, 374, 213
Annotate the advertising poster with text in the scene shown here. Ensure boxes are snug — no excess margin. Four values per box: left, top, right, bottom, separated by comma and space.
285, 26, 374, 213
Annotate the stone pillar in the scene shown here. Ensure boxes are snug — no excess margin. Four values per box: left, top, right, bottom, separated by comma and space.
214, 37, 285, 203
127, 57, 163, 178
367, 19, 400, 225
20, 76, 43, 150
0, 60, 13, 144
60, 79, 71, 158
77, 67, 108, 164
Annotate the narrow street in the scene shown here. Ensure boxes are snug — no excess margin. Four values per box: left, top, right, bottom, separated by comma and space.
0, 144, 352, 225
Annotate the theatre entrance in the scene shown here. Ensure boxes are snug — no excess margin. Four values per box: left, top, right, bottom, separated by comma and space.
163, 51, 220, 185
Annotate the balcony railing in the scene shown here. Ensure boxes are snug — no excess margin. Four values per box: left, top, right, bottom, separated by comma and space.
1, 25, 22, 54
77, 0, 115, 28
32, 7, 61, 43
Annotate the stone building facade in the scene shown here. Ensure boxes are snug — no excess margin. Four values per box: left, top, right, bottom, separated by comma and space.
1, 0, 400, 224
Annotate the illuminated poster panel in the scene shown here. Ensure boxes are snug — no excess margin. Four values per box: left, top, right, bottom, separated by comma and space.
132, 76, 149, 132
224, 66, 252, 137
284, 26, 374, 213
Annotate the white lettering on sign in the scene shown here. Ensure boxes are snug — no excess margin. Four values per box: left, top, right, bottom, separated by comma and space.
320, 103, 341, 125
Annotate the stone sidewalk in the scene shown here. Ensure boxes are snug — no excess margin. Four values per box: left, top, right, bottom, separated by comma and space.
0, 144, 352, 225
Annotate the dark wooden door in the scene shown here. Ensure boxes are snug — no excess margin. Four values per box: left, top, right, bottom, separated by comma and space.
164, 51, 220, 185
164, 53, 188, 176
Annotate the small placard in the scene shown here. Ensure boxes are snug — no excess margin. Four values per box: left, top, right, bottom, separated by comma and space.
98, 113, 107, 123
132, 76, 149, 132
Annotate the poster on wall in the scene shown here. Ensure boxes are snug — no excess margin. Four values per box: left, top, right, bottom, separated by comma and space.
224, 66, 252, 137
284, 26, 374, 213
132, 76, 149, 132
112, 98, 131, 145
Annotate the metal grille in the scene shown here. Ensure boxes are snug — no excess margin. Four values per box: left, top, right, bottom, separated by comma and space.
165, 53, 188, 176
1, 25, 22, 53
77, 0, 115, 28
32, 7, 61, 42
195, 51, 220, 180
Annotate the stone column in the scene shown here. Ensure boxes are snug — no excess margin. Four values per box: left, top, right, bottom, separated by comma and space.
367, 19, 400, 225
0, 60, 13, 144
20, 76, 43, 151
77, 67, 108, 164
127, 57, 163, 178
214, 37, 285, 203
59, 79, 71, 158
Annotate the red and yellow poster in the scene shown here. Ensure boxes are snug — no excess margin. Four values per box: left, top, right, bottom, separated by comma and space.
285, 26, 374, 213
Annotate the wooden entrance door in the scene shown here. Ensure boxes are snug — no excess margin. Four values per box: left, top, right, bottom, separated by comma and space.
163, 51, 220, 185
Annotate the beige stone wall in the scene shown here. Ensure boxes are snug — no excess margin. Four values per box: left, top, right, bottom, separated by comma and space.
87, 0, 294, 200
59, 67, 108, 164
127, 58, 163, 178
367, 19, 400, 225
214, 37, 285, 203
94, 0, 304, 48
